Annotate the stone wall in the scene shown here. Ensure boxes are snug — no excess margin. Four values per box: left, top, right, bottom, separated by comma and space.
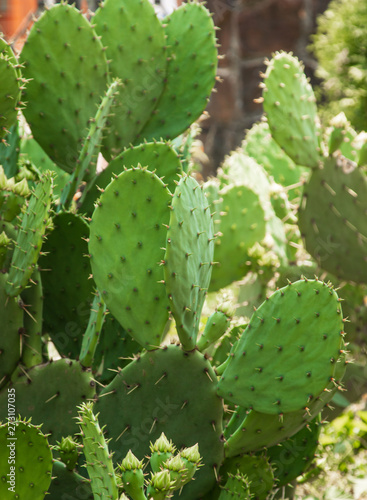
200, 0, 330, 176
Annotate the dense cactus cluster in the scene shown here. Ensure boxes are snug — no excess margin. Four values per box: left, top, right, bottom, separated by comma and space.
0, 1, 362, 499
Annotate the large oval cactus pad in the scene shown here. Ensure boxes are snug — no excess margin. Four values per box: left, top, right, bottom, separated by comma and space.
262, 52, 320, 168
89, 167, 171, 349
95, 344, 224, 499
138, 3, 218, 143
0, 420, 53, 500
164, 175, 215, 350
94, 0, 167, 157
298, 155, 367, 283
217, 279, 346, 414
20, 4, 108, 172
0, 359, 95, 444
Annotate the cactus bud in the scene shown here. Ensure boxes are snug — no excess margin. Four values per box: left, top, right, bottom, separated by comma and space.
150, 433, 176, 473
162, 454, 189, 490
178, 444, 202, 485
57, 435, 80, 471
119, 450, 146, 500
13, 178, 30, 198
146, 469, 174, 499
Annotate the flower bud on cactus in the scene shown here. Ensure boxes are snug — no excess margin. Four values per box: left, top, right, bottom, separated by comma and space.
119, 450, 146, 500
146, 469, 174, 500
57, 436, 80, 471
162, 454, 189, 490
150, 433, 176, 473
179, 444, 202, 484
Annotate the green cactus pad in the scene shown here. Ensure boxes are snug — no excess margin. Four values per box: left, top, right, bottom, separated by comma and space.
95, 344, 224, 499
39, 212, 94, 359
0, 125, 20, 179
47, 460, 93, 499
20, 3, 108, 172
0, 273, 22, 387
164, 174, 214, 350
266, 415, 320, 487
0, 419, 53, 500
243, 121, 307, 200
0, 359, 95, 444
0, 51, 21, 141
224, 352, 346, 457
298, 155, 367, 283
220, 454, 274, 500
5, 171, 53, 298
262, 51, 320, 168
138, 2, 218, 143
208, 183, 267, 291
94, 0, 167, 157
81, 141, 182, 216
77, 402, 118, 499
217, 279, 345, 414
218, 471, 252, 500
89, 167, 171, 349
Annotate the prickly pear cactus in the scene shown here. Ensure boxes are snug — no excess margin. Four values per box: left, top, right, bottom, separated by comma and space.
89, 167, 172, 349
164, 174, 215, 350
262, 51, 321, 168
298, 154, 367, 283
20, 3, 109, 172
94, 344, 224, 499
217, 279, 346, 414
0, 419, 53, 499
5, 171, 53, 298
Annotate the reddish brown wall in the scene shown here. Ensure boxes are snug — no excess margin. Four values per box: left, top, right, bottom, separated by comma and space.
201, 0, 331, 175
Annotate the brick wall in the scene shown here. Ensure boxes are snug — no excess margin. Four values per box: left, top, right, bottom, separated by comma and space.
200, 0, 331, 176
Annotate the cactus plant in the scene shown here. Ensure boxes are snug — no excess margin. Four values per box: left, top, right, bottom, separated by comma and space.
0, 4, 357, 499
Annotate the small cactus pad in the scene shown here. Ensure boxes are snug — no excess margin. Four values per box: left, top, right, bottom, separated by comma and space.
47, 460, 93, 499
298, 155, 367, 283
93, 0, 167, 156
208, 183, 267, 291
0, 419, 53, 499
0, 50, 21, 141
5, 171, 53, 297
81, 141, 182, 216
266, 415, 320, 487
138, 2, 218, 143
164, 174, 215, 350
220, 454, 274, 500
262, 51, 320, 168
243, 121, 307, 200
77, 402, 118, 499
94, 344, 224, 499
89, 167, 171, 349
218, 471, 252, 500
39, 212, 94, 359
217, 279, 346, 414
20, 3, 108, 172
0, 359, 95, 444
0, 273, 22, 387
